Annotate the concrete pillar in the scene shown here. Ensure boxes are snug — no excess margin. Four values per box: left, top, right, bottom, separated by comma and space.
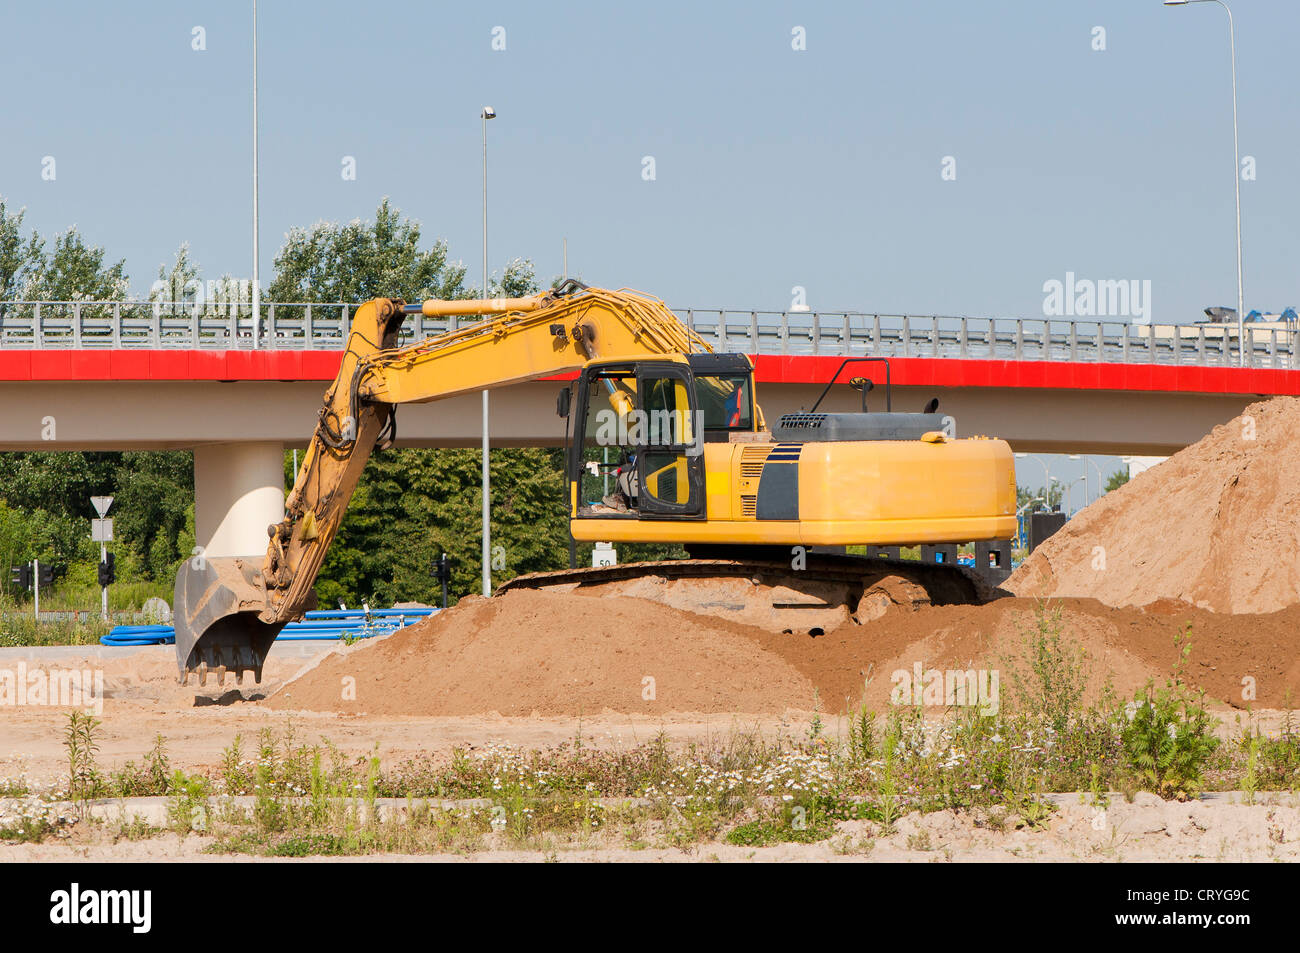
194, 442, 285, 558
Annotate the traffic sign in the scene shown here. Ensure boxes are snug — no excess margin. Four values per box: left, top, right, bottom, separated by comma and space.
91, 518, 114, 542
91, 496, 113, 518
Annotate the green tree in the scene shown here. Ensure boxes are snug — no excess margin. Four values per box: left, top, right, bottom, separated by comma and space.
0, 450, 192, 581
1016, 483, 1063, 510
0, 197, 45, 313
0, 499, 93, 592
150, 242, 202, 304
267, 198, 470, 303
1104, 467, 1130, 493
110, 452, 194, 578
314, 447, 570, 606
269, 199, 555, 604
23, 227, 127, 301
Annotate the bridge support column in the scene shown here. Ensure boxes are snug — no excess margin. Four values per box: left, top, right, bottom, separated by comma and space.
193, 442, 285, 558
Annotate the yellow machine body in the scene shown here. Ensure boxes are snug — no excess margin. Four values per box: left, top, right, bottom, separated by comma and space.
570, 437, 1017, 546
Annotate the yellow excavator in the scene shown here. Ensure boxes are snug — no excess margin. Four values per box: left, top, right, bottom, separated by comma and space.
174, 281, 1017, 684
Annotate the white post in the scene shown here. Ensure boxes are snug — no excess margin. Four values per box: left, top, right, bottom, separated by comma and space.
481, 109, 492, 597
32, 558, 39, 621
100, 541, 108, 621
1225, 2, 1244, 366
1166, 0, 1244, 364
251, 0, 261, 349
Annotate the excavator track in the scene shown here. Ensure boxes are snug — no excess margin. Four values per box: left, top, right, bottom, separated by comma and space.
496, 554, 1005, 636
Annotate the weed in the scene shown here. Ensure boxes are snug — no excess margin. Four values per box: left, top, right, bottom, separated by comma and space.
1121, 627, 1219, 801
63, 711, 101, 816
1007, 602, 1089, 731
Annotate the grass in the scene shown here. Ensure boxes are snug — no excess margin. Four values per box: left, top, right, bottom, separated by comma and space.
0, 578, 169, 646
5, 607, 1300, 854
0, 612, 112, 647
20, 579, 171, 613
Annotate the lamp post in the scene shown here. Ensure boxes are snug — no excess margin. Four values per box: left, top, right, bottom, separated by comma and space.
1062, 477, 1086, 516
1068, 454, 1105, 506
480, 106, 496, 597
1164, 0, 1244, 365
251, 0, 260, 348
1015, 453, 1051, 505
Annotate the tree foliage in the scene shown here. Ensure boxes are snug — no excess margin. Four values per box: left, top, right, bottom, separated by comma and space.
0, 451, 193, 584
267, 198, 470, 304
273, 199, 554, 604
0, 196, 565, 606
23, 227, 128, 302
1016, 483, 1063, 511
309, 448, 571, 607
0, 198, 45, 309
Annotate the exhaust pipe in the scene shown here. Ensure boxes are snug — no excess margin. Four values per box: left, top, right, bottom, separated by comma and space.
173, 557, 286, 685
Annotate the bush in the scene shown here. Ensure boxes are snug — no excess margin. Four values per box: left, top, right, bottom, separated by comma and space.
1121, 628, 1219, 800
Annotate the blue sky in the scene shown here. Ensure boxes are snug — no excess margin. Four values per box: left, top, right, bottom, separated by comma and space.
2, 0, 1294, 320
3, 0, 1292, 489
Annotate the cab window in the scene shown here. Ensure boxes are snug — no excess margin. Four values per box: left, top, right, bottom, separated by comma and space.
696, 374, 753, 431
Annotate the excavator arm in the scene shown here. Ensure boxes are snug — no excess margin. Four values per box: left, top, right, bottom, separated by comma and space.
173, 282, 720, 682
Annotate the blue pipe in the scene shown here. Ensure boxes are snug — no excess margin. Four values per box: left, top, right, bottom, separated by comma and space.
100, 607, 438, 647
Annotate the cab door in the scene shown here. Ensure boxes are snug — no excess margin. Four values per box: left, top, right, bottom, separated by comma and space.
634, 362, 706, 519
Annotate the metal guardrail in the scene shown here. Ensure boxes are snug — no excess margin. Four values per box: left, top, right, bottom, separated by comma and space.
0, 300, 1295, 369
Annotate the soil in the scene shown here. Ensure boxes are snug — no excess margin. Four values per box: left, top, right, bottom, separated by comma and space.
267, 590, 821, 716
267, 584, 1300, 718
1008, 396, 1300, 614
8, 399, 1300, 863
4, 792, 1298, 862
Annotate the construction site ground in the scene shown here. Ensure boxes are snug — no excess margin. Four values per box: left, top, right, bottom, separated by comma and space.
4, 396, 1300, 862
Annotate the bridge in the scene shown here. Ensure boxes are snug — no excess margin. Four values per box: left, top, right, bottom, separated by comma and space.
0, 299, 1296, 560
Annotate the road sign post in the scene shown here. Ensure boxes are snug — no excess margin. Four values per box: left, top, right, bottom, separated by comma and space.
91, 497, 114, 620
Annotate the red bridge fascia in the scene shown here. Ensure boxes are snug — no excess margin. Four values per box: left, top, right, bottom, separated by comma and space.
0, 350, 1296, 396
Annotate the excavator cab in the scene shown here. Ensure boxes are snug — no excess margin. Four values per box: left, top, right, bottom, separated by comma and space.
569, 356, 710, 519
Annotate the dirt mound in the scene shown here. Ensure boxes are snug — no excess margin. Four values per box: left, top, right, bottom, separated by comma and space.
267, 584, 1300, 717
1008, 396, 1300, 614
268, 590, 821, 716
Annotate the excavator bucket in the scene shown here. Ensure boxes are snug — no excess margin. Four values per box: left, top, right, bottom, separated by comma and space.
173, 557, 285, 686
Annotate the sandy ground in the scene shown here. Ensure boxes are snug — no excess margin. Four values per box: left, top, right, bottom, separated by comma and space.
4, 792, 1298, 862
2, 642, 1297, 863
0, 644, 819, 785
2, 639, 1291, 785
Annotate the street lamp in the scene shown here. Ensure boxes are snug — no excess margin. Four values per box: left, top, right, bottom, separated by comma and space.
1164, 0, 1245, 366
1068, 454, 1104, 506
480, 106, 495, 597
1015, 453, 1051, 504
1061, 477, 1085, 516
251, 0, 260, 347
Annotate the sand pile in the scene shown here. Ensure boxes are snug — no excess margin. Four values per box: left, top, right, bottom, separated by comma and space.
1008, 396, 1300, 614
268, 590, 821, 716
267, 586, 1300, 716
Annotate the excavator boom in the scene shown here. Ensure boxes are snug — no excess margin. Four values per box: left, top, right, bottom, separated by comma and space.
174, 283, 718, 682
